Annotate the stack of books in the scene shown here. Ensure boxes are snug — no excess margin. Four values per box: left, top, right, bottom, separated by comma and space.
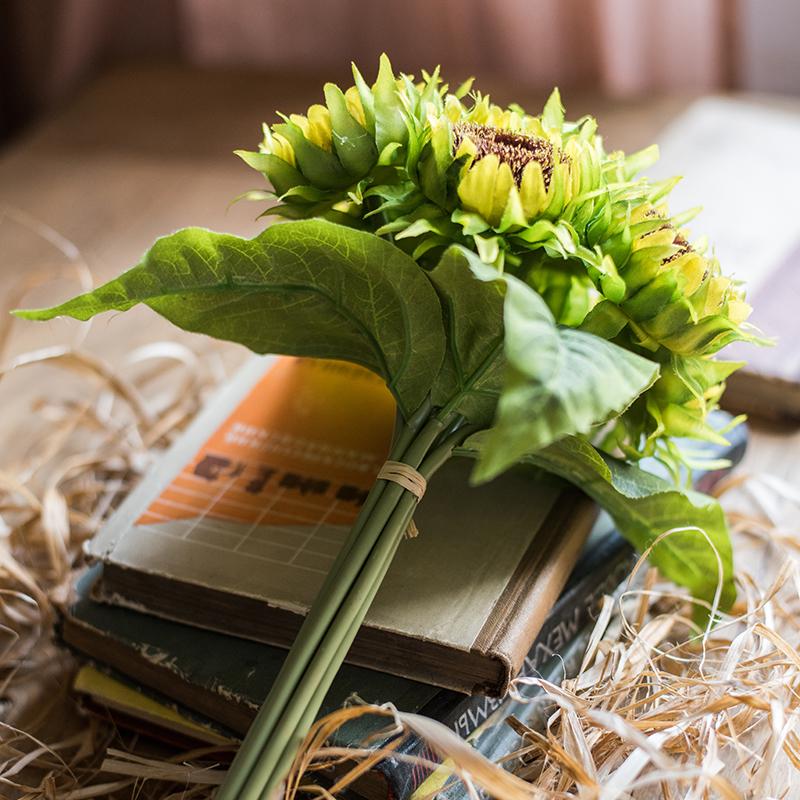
62, 354, 746, 799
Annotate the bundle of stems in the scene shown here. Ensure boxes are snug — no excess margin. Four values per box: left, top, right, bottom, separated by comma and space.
217, 405, 471, 800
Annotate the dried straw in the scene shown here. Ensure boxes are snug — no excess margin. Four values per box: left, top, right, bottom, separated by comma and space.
286, 490, 800, 800
1, 210, 799, 799
0, 210, 230, 798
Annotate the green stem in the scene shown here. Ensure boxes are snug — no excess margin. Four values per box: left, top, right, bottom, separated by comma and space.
216, 479, 388, 800
240, 423, 473, 800
239, 509, 406, 798
257, 519, 405, 800
217, 407, 445, 800
267, 548, 407, 799
318, 398, 429, 579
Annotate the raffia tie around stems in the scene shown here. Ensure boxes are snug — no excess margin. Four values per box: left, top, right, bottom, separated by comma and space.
377, 460, 427, 539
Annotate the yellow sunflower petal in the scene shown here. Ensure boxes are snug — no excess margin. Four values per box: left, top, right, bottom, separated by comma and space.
519, 160, 548, 220
676, 252, 707, 296
457, 155, 515, 227
632, 226, 676, 252
703, 275, 730, 315
564, 139, 583, 198
305, 104, 333, 151
544, 161, 569, 216
344, 86, 367, 127
630, 203, 657, 225
727, 299, 752, 324
261, 128, 296, 166
289, 113, 311, 138
444, 94, 466, 123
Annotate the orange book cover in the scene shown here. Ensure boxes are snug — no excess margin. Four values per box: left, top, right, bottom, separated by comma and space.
134, 357, 396, 576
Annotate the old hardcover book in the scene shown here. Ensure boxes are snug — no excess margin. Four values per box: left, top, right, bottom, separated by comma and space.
86, 355, 597, 695
68, 610, 598, 800
653, 97, 800, 421
72, 664, 236, 751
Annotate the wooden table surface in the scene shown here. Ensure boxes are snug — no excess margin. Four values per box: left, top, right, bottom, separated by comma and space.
0, 62, 796, 521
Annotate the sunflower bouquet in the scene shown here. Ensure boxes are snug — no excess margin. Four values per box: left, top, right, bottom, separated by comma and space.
18, 56, 761, 799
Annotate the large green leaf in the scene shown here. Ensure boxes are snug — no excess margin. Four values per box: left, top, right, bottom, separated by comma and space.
460, 434, 735, 610
469, 266, 659, 480
16, 220, 446, 419
428, 247, 506, 426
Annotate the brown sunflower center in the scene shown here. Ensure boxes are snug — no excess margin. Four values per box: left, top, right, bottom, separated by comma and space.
642, 222, 694, 264
663, 234, 693, 264
452, 122, 557, 186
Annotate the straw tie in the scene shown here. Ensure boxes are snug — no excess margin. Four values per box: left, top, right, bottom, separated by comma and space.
376, 460, 427, 538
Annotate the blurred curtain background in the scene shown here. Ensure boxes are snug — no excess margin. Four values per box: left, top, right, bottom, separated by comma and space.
2, 0, 799, 142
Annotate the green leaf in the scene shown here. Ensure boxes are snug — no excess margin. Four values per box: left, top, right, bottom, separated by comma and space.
272, 121, 352, 190
453, 77, 475, 99
418, 65, 442, 108
459, 434, 736, 610
419, 119, 452, 206
541, 87, 565, 134
622, 270, 679, 320
323, 83, 378, 176
470, 268, 660, 480
373, 53, 408, 153
428, 247, 505, 425
660, 404, 729, 445
622, 144, 660, 180
234, 151, 308, 196
16, 220, 446, 419
581, 300, 628, 339
658, 314, 766, 356
350, 62, 376, 136
672, 355, 744, 398
451, 210, 491, 236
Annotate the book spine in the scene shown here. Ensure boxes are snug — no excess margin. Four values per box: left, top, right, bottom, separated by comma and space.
369, 542, 634, 799
434, 624, 597, 800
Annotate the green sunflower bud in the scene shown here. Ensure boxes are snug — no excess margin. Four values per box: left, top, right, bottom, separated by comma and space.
613, 203, 754, 355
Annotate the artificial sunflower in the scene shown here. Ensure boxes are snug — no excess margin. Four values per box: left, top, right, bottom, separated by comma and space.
239, 54, 760, 477
20, 55, 765, 800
